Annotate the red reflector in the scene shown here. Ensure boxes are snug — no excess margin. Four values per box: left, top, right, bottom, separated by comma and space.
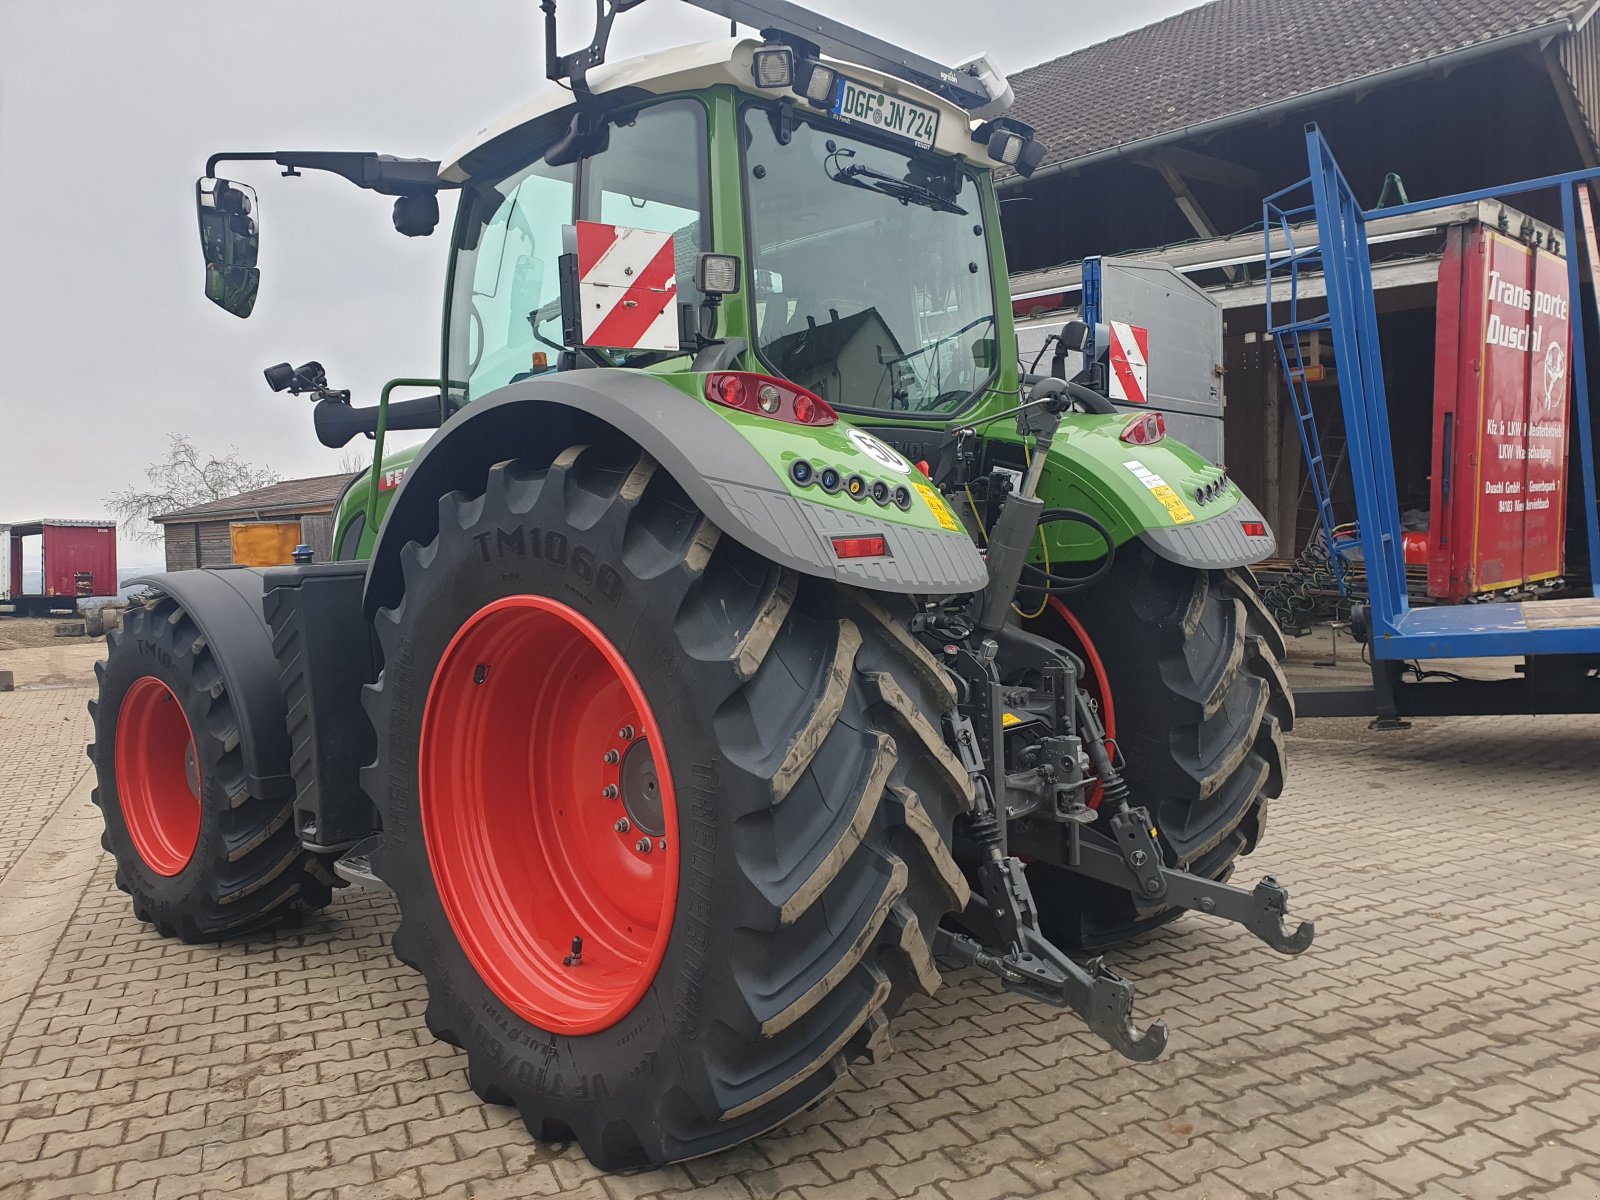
705, 372, 837, 426
1119, 412, 1166, 445
1240, 521, 1267, 538
831, 535, 889, 559
916, 460, 931, 478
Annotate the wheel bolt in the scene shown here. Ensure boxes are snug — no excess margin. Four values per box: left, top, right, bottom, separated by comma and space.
603, 749, 619, 765
658, 838, 667, 852
614, 818, 630, 833
618, 724, 635, 741
636, 838, 652, 854
602, 785, 618, 799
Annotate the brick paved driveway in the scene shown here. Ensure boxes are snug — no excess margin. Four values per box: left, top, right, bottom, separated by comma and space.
2, 659, 1599, 1199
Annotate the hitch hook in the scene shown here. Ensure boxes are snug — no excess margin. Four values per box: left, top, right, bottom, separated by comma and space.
1243, 876, 1316, 955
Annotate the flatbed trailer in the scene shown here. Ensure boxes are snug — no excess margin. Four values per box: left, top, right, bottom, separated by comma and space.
1267, 127, 1600, 723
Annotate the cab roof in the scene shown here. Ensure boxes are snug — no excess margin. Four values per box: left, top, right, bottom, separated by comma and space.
440, 37, 1016, 183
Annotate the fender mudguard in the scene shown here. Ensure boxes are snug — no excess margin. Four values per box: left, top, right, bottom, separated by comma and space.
126, 568, 293, 803
1035, 418, 1278, 571
362, 373, 989, 617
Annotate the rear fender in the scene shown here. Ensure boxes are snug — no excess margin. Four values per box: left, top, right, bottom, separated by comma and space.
1035, 415, 1277, 569
362, 373, 989, 618
124, 569, 293, 802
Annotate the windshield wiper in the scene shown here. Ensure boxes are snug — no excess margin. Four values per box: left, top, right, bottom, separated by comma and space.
828, 162, 968, 215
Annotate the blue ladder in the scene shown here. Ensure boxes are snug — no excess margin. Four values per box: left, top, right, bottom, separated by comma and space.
1263, 185, 1348, 594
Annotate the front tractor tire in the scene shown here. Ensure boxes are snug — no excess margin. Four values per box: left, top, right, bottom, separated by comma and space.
89, 597, 338, 941
362, 444, 974, 1169
1028, 548, 1294, 950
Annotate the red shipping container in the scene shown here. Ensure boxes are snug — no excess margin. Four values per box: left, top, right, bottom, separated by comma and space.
2, 520, 118, 600
1427, 226, 1572, 601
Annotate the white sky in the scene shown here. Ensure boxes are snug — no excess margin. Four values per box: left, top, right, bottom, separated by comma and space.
0, 0, 1201, 567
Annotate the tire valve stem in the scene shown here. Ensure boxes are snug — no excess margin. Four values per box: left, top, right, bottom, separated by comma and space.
563, 936, 583, 966
474, 664, 490, 685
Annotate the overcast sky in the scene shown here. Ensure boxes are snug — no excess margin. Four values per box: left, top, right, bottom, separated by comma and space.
0, 0, 1199, 566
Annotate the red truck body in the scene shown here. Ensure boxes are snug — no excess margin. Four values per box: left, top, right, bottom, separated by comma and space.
2, 520, 119, 607
1427, 225, 1573, 601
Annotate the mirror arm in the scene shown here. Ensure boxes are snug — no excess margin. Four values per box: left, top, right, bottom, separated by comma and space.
204, 151, 457, 197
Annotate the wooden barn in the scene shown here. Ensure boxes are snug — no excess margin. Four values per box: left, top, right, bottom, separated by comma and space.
153, 474, 355, 571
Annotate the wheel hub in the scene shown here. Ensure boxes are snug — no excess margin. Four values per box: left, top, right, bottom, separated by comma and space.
619, 738, 664, 837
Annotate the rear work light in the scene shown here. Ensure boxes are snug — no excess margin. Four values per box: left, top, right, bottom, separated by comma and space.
752, 45, 795, 88
1119, 412, 1166, 446
796, 61, 836, 104
831, 535, 889, 559
706, 372, 838, 426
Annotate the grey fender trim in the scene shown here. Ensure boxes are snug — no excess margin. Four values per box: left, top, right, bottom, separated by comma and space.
362, 373, 988, 617
1138, 492, 1277, 569
126, 569, 294, 801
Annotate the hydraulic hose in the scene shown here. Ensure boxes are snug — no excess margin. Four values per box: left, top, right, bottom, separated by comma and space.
1018, 509, 1117, 595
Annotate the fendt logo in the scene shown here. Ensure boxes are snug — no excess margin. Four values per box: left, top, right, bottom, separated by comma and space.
377, 467, 408, 493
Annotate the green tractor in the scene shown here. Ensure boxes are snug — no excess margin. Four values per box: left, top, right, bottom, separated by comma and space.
91, 0, 1309, 1169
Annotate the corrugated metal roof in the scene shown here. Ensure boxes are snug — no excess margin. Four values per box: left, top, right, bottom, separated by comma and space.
153, 473, 356, 524
1011, 0, 1594, 173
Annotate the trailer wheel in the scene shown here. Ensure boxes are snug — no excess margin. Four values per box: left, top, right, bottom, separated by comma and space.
89, 596, 338, 941
362, 444, 973, 1168
1026, 548, 1293, 950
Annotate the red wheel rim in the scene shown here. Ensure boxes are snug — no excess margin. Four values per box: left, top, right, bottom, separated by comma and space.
1044, 598, 1117, 808
419, 595, 679, 1036
115, 676, 203, 876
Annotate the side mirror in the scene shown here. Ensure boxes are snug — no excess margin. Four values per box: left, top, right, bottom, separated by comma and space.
1058, 320, 1091, 354
196, 176, 261, 318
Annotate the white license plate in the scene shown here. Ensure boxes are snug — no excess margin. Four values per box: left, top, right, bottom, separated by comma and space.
831, 77, 940, 149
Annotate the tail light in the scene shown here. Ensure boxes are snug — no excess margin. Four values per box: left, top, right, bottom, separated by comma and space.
1240, 520, 1268, 538
706, 372, 837, 426
1119, 412, 1166, 446
831, 535, 889, 559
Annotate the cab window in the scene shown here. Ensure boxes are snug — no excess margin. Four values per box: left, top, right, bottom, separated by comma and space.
447, 100, 711, 400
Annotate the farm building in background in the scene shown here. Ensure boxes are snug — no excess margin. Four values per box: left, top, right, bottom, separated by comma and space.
153, 473, 355, 571
1001, 0, 1600, 560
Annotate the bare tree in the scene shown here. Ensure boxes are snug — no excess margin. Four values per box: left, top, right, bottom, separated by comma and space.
107, 434, 280, 544
337, 447, 372, 475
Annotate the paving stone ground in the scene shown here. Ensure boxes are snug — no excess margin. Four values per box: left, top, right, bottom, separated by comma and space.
2, 653, 1599, 1200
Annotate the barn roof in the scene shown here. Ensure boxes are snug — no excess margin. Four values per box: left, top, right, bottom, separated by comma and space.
153, 473, 356, 524
1009, 0, 1595, 177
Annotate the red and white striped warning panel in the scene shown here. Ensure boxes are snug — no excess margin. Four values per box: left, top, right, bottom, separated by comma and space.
1107, 320, 1150, 405
574, 221, 680, 352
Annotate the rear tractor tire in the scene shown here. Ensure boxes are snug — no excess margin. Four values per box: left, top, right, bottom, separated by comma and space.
1026, 547, 1294, 951
89, 596, 338, 941
362, 443, 974, 1168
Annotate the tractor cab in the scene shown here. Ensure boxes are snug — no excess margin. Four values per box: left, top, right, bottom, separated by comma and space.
434, 29, 1038, 424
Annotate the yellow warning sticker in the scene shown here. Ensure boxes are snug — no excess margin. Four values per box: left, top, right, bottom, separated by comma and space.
1001, 712, 1024, 728
1150, 484, 1197, 524
1123, 460, 1197, 524
915, 481, 962, 532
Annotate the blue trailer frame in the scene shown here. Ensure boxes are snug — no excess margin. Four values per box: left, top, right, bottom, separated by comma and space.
1264, 126, 1600, 721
